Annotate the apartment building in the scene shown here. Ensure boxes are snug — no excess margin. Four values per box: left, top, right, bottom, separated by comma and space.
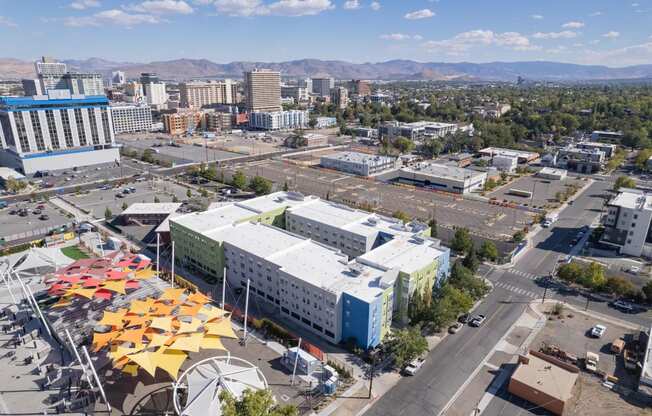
162, 111, 203, 135
320, 151, 399, 177
379, 120, 459, 142
602, 188, 652, 258
144, 82, 167, 106
63, 73, 104, 96
244, 69, 281, 112
0, 92, 119, 174
24, 57, 104, 97
330, 87, 349, 110
169, 191, 450, 348
249, 110, 308, 130
205, 111, 233, 132
179, 80, 238, 108
110, 104, 153, 134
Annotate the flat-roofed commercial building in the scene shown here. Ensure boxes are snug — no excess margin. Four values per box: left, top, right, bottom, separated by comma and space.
557, 146, 605, 173
479, 147, 540, 164
119, 202, 182, 225
320, 151, 399, 176
244, 69, 281, 113
179, 80, 238, 109
397, 163, 487, 194
591, 130, 623, 143
575, 141, 617, 158
379, 121, 459, 142
110, 104, 153, 134
0, 92, 119, 174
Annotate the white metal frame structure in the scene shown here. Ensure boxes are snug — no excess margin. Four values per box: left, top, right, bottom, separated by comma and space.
172, 354, 268, 416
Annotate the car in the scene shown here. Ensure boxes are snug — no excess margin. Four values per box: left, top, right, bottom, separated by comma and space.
18, 210, 28, 217
403, 358, 425, 376
136, 177, 147, 182
458, 313, 470, 324
469, 314, 486, 327
569, 238, 578, 247
116, 193, 124, 198
39, 214, 49, 220
448, 322, 463, 334
610, 300, 634, 313
100, 185, 111, 190
542, 220, 552, 228
33, 209, 42, 215
626, 266, 640, 274
122, 189, 130, 194
128, 187, 136, 193
590, 324, 607, 338
36, 204, 45, 209
8, 209, 17, 215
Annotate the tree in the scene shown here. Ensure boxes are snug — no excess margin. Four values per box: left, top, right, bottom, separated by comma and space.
200, 188, 209, 198
5, 177, 26, 193
121, 202, 128, 210
249, 176, 273, 195
643, 280, 652, 302
154, 196, 160, 203
186, 189, 192, 199
428, 218, 438, 238
605, 276, 636, 297
512, 230, 526, 243
462, 244, 480, 273
220, 389, 298, 416
393, 136, 415, 154
483, 178, 497, 191
392, 210, 411, 223
635, 149, 652, 171
308, 116, 318, 129
449, 260, 488, 300
479, 241, 498, 262
104, 207, 112, 221
172, 195, 179, 203
614, 176, 636, 191
386, 325, 428, 368
557, 262, 583, 283
451, 228, 473, 254
232, 170, 248, 190
579, 262, 606, 290
421, 138, 443, 158
425, 284, 474, 330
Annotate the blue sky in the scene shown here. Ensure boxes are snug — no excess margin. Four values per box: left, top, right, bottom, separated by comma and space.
1, 0, 651, 66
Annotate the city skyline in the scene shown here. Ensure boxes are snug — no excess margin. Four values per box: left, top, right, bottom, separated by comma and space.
0, 0, 651, 66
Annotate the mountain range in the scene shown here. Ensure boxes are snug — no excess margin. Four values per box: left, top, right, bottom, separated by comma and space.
2, 57, 652, 82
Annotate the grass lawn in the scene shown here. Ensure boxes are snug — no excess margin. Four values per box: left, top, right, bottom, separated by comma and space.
61, 246, 90, 260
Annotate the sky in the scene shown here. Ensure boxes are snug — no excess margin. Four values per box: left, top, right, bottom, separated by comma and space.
0, 0, 651, 66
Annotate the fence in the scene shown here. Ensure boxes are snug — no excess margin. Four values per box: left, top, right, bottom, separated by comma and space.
2, 221, 75, 244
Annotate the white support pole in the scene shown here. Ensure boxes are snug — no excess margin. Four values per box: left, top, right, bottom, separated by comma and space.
96, 232, 104, 257
156, 233, 160, 278
243, 279, 250, 343
13, 271, 36, 311
81, 345, 111, 413
171, 241, 175, 289
0, 269, 17, 304
221, 267, 227, 310
64, 329, 94, 388
291, 337, 302, 386
25, 283, 53, 338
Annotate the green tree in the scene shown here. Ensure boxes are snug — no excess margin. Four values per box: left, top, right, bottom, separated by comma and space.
512, 230, 526, 243
579, 262, 606, 290
614, 176, 636, 191
643, 280, 652, 302
393, 136, 415, 154
462, 244, 480, 273
283, 181, 289, 192
200, 188, 209, 198
451, 228, 473, 254
104, 207, 112, 221
220, 389, 298, 416
605, 276, 636, 297
232, 170, 248, 190
479, 241, 498, 262
428, 218, 438, 238
421, 138, 443, 158
5, 177, 26, 193
249, 176, 273, 195
483, 178, 497, 191
392, 210, 411, 223
386, 325, 428, 369
557, 262, 583, 283
425, 284, 473, 330
121, 202, 128, 210
635, 149, 652, 171
186, 189, 192, 199
449, 260, 488, 300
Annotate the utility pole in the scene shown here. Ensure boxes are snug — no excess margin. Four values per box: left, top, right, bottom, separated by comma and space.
585, 295, 590, 311
156, 233, 160, 278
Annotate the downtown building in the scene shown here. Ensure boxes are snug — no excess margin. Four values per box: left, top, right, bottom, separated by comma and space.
22, 57, 104, 97
249, 110, 308, 130
312, 77, 334, 97
0, 91, 119, 174
601, 188, 652, 258
169, 192, 450, 349
244, 69, 282, 113
379, 120, 460, 142
110, 104, 153, 134
320, 151, 399, 177
179, 80, 238, 109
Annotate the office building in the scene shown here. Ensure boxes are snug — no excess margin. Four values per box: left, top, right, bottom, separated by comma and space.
144, 82, 167, 106
162, 111, 203, 135
169, 191, 450, 348
575, 141, 617, 158
111, 71, 126, 86
25, 57, 104, 97
349, 80, 371, 97
0, 92, 119, 174
125, 82, 144, 99
249, 110, 308, 130
63, 73, 104, 96
110, 104, 153, 134
557, 146, 605, 173
491, 155, 518, 173
379, 121, 459, 142
312, 77, 334, 97
478, 147, 540, 164
298, 78, 312, 93
320, 151, 399, 177
602, 188, 652, 258
244, 69, 282, 113
179, 80, 238, 108
330, 87, 349, 110
33, 57, 68, 92
591, 130, 623, 143
281, 85, 308, 103
139, 73, 160, 85
22, 79, 43, 96
396, 162, 487, 194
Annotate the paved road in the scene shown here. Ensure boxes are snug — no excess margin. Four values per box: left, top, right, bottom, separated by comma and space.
364, 179, 652, 416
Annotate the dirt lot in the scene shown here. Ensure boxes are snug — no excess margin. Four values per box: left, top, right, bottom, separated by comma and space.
488, 175, 587, 210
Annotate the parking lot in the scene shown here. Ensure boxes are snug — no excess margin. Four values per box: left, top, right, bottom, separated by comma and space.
223, 160, 534, 240
120, 137, 243, 165
0, 201, 72, 242
488, 175, 587, 210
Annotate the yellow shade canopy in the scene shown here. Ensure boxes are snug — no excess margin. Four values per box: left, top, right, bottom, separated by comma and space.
150, 303, 175, 316
152, 349, 187, 380
200, 335, 226, 351
147, 333, 172, 348
103, 280, 127, 295
52, 298, 73, 308
149, 316, 174, 332
177, 318, 202, 335
97, 309, 127, 327
205, 318, 238, 339
186, 292, 211, 305
110, 344, 145, 361
115, 327, 147, 345
159, 288, 186, 302
198, 306, 227, 322
92, 331, 119, 352
168, 332, 204, 353
129, 298, 155, 314
178, 303, 202, 317
127, 351, 158, 378
70, 288, 97, 299
124, 315, 150, 328
134, 269, 156, 280
122, 363, 139, 377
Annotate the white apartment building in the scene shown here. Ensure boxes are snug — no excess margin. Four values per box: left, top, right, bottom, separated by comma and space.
144, 82, 167, 106
379, 121, 459, 142
64, 73, 104, 96
602, 188, 652, 258
110, 104, 153, 134
320, 151, 399, 177
179, 80, 238, 108
397, 163, 487, 194
249, 110, 308, 130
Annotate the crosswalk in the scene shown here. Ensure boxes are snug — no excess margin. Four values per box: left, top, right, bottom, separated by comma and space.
506, 268, 539, 281
493, 281, 539, 299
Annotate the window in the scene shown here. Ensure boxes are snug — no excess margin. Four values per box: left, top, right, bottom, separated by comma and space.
29, 112, 46, 151
60, 110, 74, 148
88, 109, 100, 145
45, 110, 60, 149
13, 112, 31, 153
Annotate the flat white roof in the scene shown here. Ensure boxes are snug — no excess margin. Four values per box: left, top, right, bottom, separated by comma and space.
358, 236, 446, 274
224, 222, 306, 259
0, 167, 25, 180
400, 163, 486, 182
321, 151, 396, 165
610, 189, 652, 211
121, 203, 182, 216
480, 147, 539, 158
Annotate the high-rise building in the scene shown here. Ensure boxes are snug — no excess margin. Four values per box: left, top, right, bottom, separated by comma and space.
64, 73, 104, 96
330, 86, 349, 110
22, 79, 43, 96
311, 77, 334, 97
110, 104, 153, 134
139, 73, 160, 85
24, 57, 105, 97
298, 78, 312, 93
281, 85, 308, 103
125, 82, 144, 99
34, 57, 68, 92
0, 92, 119, 174
144, 82, 167, 106
350, 79, 371, 97
111, 71, 126, 86
244, 69, 281, 113
179, 80, 238, 108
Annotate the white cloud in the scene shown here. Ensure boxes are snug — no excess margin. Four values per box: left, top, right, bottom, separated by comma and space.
214, 0, 333, 16
413, 34, 423, 41
63, 9, 163, 26
422, 30, 536, 55
580, 42, 652, 65
546, 46, 568, 54
404, 9, 434, 20
602, 31, 620, 38
370, 1, 380, 11
380, 33, 420, 41
530, 14, 543, 20
532, 30, 578, 39
589, 11, 602, 17
632, 2, 640, 7
343, 0, 359, 10
125, 0, 194, 14
69, 0, 101, 10
0, 16, 17, 27
562, 21, 584, 29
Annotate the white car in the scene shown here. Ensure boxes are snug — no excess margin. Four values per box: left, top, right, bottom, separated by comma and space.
403, 358, 425, 376
590, 324, 606, 338
542, 220, 552, 228
626, 266, 640, 274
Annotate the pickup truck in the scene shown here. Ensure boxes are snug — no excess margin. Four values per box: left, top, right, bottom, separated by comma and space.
403, 358, 426, 376
585, 352, 599, 373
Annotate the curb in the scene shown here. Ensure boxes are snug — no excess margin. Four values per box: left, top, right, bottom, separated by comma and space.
535, 299, 641, 331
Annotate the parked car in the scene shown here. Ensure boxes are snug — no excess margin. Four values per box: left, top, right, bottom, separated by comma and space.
590, 324, 607, 338
458, 313, 470, 324
610, 300, 634, 313
542, 220, 552, 228
626, 266, 641, 274
403, 358, 426, 376
8, 209, 17, 215
448, 322, 463, 334
36, 204, 45, 209
39, 214, 49, 221
116, 193, 125, 198
33, 209, 42, 215
469, 314, 487, 327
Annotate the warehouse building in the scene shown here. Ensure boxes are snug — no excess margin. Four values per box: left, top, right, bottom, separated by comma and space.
396, 163, 487, 194
320, 151, 399, 176
478, 147, 540, 164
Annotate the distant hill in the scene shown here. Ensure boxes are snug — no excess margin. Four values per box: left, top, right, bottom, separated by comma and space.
2, 57, 652, 82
